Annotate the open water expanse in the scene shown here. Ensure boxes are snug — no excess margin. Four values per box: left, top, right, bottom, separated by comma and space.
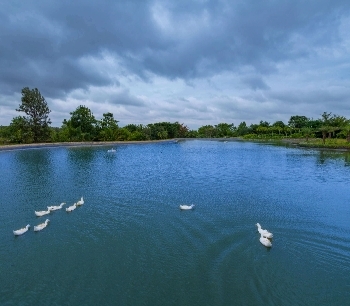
0, 140, 350, 305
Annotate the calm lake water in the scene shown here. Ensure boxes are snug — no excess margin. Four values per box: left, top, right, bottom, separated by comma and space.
1, 140, 350, 305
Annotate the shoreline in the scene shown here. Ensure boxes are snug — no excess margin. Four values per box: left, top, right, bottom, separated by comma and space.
0, 138, 245, 151
0, 139, 179, 151
1, 138, 350, 152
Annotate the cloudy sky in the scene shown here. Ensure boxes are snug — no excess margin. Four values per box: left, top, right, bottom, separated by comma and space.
1, 0, 349, 129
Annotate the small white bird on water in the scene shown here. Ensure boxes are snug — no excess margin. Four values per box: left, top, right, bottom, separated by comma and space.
76, 197, 84, 206
35, 209, 51, 217
34, 219, 50, 232
66, 203, 77, 212
47, 202, 66, 211
259, 235, 272, 247
179, 204, 195, 210
13, 224, 30, 236
256, 223, 273, 239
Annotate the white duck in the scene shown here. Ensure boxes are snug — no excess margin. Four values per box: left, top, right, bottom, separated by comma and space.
66, 203, 77, 212
76, 197, 84, 206
47, 202, 66, 211
259, 235, 272, 247
13, 224, 30, 236
34, 219, 50, 232
179, 204, 195, 210
35, 209, 51, 217
256, 223, 273, 239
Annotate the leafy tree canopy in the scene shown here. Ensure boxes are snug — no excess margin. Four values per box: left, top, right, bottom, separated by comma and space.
321, 112, 348, 127
272, 121, 285, 128
16, 87, 51, 142
288, 115, 309, 129
65, 105, 97, 134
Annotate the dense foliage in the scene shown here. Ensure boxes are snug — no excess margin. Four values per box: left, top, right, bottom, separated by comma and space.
1, 88, 350, 145
7, 87, 52, 143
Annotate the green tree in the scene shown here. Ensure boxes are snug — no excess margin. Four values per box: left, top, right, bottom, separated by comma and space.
116, 128, 131, 141
16, 87, 51, 142
187, 129, 198, 138
256, 126, 268, 136
341, 124, 350, 142
307, 119, 322, 129
198, 125, 216, 138
0, 125, 11, 144
215, 123, 236, 137
63, 105, 97, 141
9, 116, 34, 143
259, 120, 270, 128
172, 122, 189, 138
236, 121, 249, 136
272, 121, 285, 135
98, 112, 119, 141
124, 124, 140, 133
319, 126, 331, 144
319, 112, 347, 139
288, 115, 309, 129
283, 126, 291, 137
249, 123, 259, 134
301, 127, 314, 142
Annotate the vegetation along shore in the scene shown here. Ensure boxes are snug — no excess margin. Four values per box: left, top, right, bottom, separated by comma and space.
1, 87, 350, 150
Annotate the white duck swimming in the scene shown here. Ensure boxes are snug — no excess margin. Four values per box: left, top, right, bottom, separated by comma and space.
13, 224, 30, 236
34, 219, 50, 232
259, 235, 272, 247
76, 197, 84, 206
179, 204, 195, 210
47, 202, 66, 211
66, 203, 77, 212
35, 209, 51, 217
256, 223, 273, 239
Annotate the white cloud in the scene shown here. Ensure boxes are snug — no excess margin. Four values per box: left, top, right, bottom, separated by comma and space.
1, 0, 350, 129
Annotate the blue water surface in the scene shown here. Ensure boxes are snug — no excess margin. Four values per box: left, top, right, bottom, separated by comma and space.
0, 140, 350, 305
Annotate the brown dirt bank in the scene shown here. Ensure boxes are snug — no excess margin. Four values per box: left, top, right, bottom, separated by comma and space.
0, 139, 178, 151
0, 138, 244, 151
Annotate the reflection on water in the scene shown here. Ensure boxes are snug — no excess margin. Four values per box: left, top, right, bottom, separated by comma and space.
316, 150, 350, 166
0, 140, 350, 305
67, 146, 98, 164
345, 152, 350, 166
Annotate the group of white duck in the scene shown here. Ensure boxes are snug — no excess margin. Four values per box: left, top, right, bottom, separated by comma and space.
256, 223, 273, 247
13, 197, 84, 236
15, 200, 273, 250
178, 206, 274, 248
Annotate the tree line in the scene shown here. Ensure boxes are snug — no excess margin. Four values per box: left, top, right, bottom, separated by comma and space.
1, 87, 350, 144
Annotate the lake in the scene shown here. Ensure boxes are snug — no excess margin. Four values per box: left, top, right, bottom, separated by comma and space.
1, 140, 350, 305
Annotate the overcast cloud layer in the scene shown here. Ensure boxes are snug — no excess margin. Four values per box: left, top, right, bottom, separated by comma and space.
1, 0, 350, 128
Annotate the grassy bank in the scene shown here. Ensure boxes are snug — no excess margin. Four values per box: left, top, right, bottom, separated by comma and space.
297, 138, 350, 150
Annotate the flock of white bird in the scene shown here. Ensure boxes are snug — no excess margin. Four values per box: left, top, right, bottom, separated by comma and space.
15, 200, 273, 248
179, 205, 274, 248
13, 197, 84, 236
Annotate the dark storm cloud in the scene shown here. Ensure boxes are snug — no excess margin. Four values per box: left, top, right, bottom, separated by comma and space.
1, 0, 350, 127
268, 88, 350, 106
107, 90, 145, 107
2, 0, 350, 97
0, 0, 160, 96
241, 76, 270, 91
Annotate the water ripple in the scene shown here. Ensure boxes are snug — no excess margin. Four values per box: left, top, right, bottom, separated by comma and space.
1, 141, 350, 305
